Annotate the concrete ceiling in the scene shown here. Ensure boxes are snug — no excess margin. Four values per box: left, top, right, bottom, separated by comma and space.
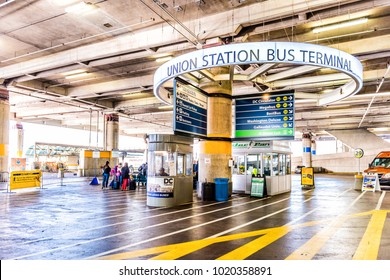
1, 0, 390, 142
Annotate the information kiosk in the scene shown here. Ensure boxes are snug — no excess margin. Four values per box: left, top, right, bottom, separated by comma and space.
146, 134, 194, 207
232, 141, 292, 196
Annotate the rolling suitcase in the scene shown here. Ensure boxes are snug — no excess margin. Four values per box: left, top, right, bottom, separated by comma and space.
128, 180, 136, 190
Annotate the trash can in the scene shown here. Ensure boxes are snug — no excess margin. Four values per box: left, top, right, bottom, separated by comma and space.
354, 174, 363, 190
214, 178, 229, 202
201, 182, 215, 201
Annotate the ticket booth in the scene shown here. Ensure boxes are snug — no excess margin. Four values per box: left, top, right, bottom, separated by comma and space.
146, 134, 194, 207
232, 141, 292, 196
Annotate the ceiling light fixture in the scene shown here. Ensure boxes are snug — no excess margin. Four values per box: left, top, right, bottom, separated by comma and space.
156, 56, 173, 63
158, 105, 173, 110
0, 0, 15, 8
312, 18, 368, 33
65, 1, 97, 14
65, 72, 89, 79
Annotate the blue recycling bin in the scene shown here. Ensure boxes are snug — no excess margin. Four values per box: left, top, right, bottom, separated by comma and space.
214, 178, 229, 202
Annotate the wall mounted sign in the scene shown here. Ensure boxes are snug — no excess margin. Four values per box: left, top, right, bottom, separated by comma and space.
232, 141, 271, 149
147, 177, 174, 198
235, 91, 294, 139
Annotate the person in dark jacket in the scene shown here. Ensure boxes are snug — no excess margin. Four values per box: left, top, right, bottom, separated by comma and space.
121, 162, 130, 191
102, 161, 111, 189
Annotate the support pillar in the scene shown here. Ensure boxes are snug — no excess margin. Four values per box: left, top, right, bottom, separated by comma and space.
105, 114, 119, 151
311, 139, 316, 156
0, 88, 10, 182
16, 123, 24, 158
302, 132, 312, 167
198, 67, 232, 186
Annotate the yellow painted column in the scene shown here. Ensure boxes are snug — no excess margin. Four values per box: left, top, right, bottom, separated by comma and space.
198, 66, 232, 184
0, 88, 10, 182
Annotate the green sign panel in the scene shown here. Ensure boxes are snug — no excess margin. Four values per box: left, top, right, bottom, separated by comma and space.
235, 91, 295, 139
251, 177, 266, 198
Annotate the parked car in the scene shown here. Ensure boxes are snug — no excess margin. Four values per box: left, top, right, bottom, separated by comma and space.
364, 151, 390, 186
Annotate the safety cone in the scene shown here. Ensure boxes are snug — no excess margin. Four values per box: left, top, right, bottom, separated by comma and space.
90, 177, 99, 185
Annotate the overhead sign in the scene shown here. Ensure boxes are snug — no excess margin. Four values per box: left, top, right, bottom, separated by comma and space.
235, 91, 294, 139
92, 150, 100, 158
154, 42, 363, 106
173, 79, 208, 137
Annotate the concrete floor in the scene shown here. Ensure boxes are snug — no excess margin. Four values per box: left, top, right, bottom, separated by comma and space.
0, 174, 389, 260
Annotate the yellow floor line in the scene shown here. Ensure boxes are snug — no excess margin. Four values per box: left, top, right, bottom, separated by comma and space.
216, 227, 291, 260
285, 215, 350, 260
353, 210, 388, 260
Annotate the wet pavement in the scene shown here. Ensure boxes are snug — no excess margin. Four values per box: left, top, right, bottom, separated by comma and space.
0, 174, 389, 260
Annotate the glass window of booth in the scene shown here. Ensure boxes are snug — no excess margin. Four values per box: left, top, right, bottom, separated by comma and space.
263, 153, 290, 176
233, 155, 245, 175
177, 154, 184, 175
264, 154, 271, 176
247, 154, 259, 176
279, 154, 286, 175
149, 151, 170, 176
286, 154, 291, 174
185, 154, 193, 176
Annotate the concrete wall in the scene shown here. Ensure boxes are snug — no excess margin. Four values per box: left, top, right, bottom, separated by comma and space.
292, 129, 390, 174
292, 148, 381, 173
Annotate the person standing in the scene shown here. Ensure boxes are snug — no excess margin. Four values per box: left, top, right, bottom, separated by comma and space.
102, 161, 111, 189
121, 162, 130, 191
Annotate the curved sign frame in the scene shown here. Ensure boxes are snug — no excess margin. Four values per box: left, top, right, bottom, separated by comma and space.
154, 42, 363, 106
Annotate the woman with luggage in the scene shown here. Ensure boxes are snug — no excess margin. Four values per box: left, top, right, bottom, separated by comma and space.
121, 162, 130, 191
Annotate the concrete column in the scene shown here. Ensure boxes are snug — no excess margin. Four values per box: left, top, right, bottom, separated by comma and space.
198, 67, 232, 184
105, 114, 119, 151
16, 123, 24, 158
0, 88, 10, 182
302, 132, 312, 167
311, 139, 316, 156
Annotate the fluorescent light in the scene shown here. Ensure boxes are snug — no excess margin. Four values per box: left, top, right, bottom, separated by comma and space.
50, 0, 79, 6
313, 18, 368, 34
158, 105, 173, 110
63, 69, 86, 76
65, 72, 89, 79
156, 56, 173, 63
65, 2, 97, 14
0, 0, 15, 8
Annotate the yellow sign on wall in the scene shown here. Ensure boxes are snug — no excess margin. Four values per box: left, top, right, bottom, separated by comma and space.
301, 167, 314, 186
10, 170, 41, 190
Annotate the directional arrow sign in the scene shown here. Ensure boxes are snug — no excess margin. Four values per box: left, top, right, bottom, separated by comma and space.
235, 91, 295, 139
173, 79, 208, 137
